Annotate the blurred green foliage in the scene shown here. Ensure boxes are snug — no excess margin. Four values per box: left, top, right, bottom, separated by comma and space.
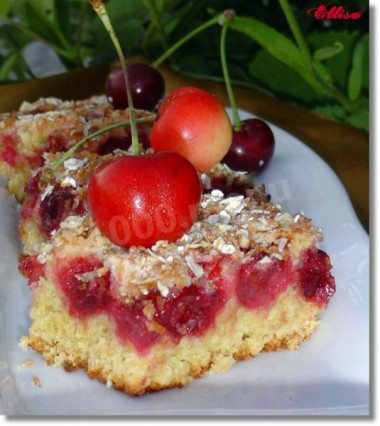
0, 0, 369, 130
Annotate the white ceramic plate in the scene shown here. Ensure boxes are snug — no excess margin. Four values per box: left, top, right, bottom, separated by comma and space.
0, 110, 369, 415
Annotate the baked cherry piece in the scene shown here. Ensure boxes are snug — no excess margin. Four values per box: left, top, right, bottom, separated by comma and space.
106, 63, 165, 110
153, 285, 225, 338
150, 86, 232, 171
222, 119, 275, 172
88, 152, 201, 248
39, 187, 75, 237
19, 255, 45, 288
57, 257, 111, 318
236, 257, 294, 310
299, 248, 336, 305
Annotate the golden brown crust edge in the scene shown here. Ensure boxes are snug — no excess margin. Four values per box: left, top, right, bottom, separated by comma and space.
26, 323, 316, 396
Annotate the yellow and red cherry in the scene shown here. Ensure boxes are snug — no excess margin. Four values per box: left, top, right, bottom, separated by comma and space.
223, 119, 275, 172
88, 152, 201, 248
150, 86, 232, 171
106, 63, 165, 110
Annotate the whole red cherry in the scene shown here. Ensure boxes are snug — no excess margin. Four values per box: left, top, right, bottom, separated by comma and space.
150, 86, 232, 172
106, 63, 165, 110
222, 119, 275, 172
88, 152, 201, 248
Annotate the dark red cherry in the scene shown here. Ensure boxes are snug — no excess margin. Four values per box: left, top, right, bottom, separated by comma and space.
222, 119, 275, 172
105, 63, 165, 110
99, 128, 150, 155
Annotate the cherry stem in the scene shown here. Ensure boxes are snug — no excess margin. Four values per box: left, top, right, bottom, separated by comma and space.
50, 115, 155, 172
87, 1, 140, 155
220, 10, 241, 130
278, 0, 312, 63
152, 13, 223, 69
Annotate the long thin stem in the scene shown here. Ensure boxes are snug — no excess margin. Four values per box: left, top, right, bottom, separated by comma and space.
152, 13, 223, 68
278, 0, 312, 63
50, 115, 155, 172
277, 0, 355, 112
311, 70, 356, 112
220, 13, 241, 129
88, 0, 140, 155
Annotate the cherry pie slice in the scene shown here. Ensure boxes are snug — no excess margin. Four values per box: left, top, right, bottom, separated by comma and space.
17, 150, 335, 395
0, 95, 152, 200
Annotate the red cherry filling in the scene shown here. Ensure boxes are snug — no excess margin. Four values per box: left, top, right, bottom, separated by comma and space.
21, 172, 42, 218
109, 301, 160, 353
24, 172, 41, 197
53, 255, 228, 350
298, 249, 336, 305
57, 257, 110, 317
18, 255, 45, 287
152, 285, 225, 338
49, 249, 335, 352
0, 134, 18, 167
236, 257, 294, 310
44, 134, 65, 153
39, 186, 83, 237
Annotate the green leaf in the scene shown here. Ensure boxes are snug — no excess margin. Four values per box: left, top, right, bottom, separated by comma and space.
27, 0, 56, 25
0, 53, 19, 80
348, 36, 368, 101
248, 49, 325, 103
24, 0, 59, 43
313, 104, 347, 120
346, 110, 369, 131
54, 0, 72, 41
0, 0, 11, 18
362, 34, 369, 91
313, 42, 343, 62
229, 16, 318, 89
307, 30, 359, 88
312, 60, 333, 85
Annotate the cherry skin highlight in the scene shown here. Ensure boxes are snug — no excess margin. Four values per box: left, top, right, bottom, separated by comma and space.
223, 119, 275, 172
150, 86, 232, 171
88, 152, 201, 248
105, 63, 165, 110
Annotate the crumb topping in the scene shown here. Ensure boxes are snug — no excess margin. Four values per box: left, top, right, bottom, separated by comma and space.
20, 151, 322, 302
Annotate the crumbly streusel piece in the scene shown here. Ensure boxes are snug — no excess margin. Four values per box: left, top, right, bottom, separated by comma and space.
0, 95, 154, 200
